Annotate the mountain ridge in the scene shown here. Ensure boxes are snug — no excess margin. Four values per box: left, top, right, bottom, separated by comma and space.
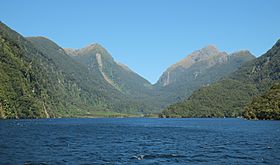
169, 45, 226, 70
1, 22, 157, 119
155, 45, 253, 87
153, 45, 255, 107
0, 21, 265, 118
161, 39, 280, 118
34, 36, 256, 113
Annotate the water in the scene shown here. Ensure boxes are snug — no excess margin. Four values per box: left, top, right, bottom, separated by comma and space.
0, 118, 279, 164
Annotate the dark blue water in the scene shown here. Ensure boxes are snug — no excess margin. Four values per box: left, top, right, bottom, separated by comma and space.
0, 118, 280, 164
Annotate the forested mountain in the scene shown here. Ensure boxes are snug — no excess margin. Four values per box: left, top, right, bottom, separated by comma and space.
27, 37, 141, 115
65, 44, 152, 96
154, 45, 255, 104
64, 44, 170, 113
0, 22, 152, 119
0, 21, 268, 119
161, 39, 280, 118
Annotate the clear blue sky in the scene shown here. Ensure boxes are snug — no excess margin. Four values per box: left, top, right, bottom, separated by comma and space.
1, 0, 279, 83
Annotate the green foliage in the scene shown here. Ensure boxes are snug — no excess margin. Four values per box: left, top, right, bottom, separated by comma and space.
161, 79, 258, 118
1, 21, 279, 119
69, 43, 167, 113
27, 36, 159, 116
162, 39, 280, 119
0, 22, 151, 118
243, 83, 280, 120
0, 24, 49, 118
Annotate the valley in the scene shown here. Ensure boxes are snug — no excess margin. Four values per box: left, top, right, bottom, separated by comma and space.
0, 21, 279, 120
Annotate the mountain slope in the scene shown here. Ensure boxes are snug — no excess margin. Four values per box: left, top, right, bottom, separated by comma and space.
0, 22, 73, 118
243, 83, 280, 120
161, 39, 280, 118
0, 24, 48, 118
65, 44, 167, 113
0, 22, 148, 119
65, 44, 152, 94
154, 45, 255, 104
27, 36, 159, 115
0, 21, 270, 118
156, 45, 228, 87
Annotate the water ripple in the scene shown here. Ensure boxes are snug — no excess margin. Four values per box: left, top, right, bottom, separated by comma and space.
0, 118, 279, 164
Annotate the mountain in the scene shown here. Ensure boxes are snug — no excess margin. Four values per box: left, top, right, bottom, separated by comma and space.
0, 21, 269, 119
64, 44, 167, 113
161, 39, 280, 118
154, 45, 255, 105
64, 44, 152, 95
0, 23, 49, 118
156, 45, 227, 87
0, 22, 149, 119
27, 37, 164, 115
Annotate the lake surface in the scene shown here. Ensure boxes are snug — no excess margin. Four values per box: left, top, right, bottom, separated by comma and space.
0, 118, 280, 164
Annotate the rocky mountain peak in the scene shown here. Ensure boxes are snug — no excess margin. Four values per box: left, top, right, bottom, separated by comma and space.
64, 43, 114, 62
64, 48, 79, 56
200, 45, 220, 54
79, 43, 104, 53
169, 45, 227, 71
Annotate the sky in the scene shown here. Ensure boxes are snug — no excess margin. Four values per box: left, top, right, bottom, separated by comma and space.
1, 0, 279, 83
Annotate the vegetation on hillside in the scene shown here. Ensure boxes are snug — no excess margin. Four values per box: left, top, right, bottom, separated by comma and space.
154, 48, 255, 105
68, 43, 167, 112
160, 79, 258, 118
161, 39, 280, 119
0, 22, 151, 119
243, 83, 280, 120
1, 21, 278, 119
0, 23, 56, 118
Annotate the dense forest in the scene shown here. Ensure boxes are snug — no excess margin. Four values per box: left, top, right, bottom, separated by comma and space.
243, 83, 280, 120
0, 22, 152, 118
64, 42, 168, 113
